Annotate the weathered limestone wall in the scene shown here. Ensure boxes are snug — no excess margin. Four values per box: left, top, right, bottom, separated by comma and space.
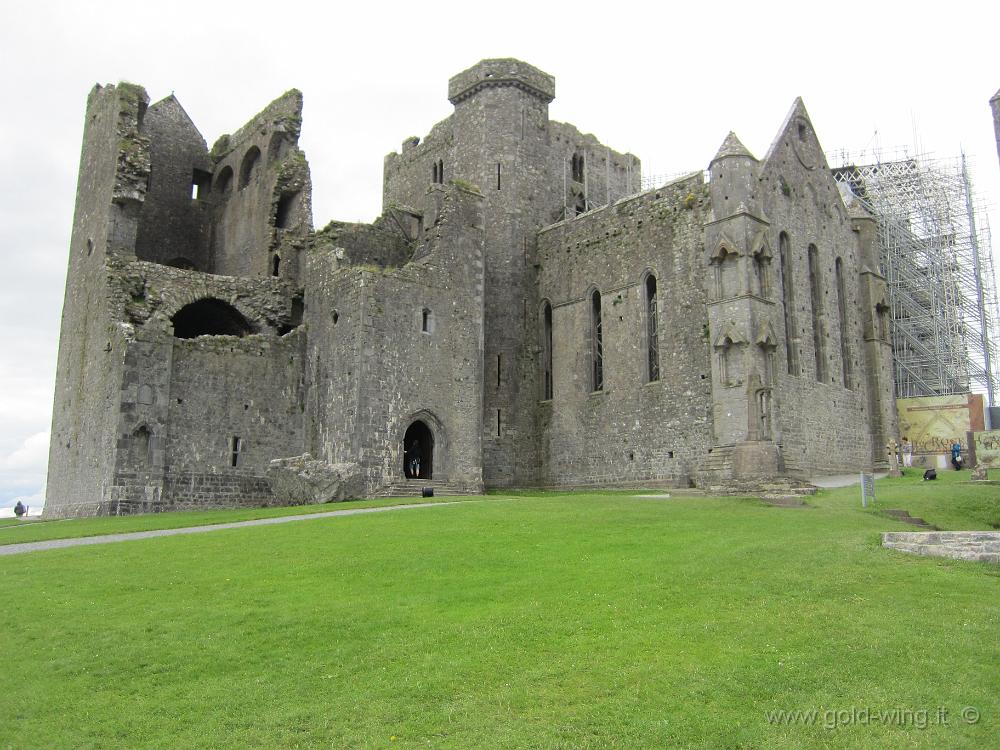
46, 83, 151, 518
305, 185, 486, 494
754, 103, 882, 473
536, 175, 713, 486
209, 90, 312, 280
134, 96, 213, 271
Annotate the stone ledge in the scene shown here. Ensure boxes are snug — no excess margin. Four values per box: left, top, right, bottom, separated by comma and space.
882, 531, 1000, 564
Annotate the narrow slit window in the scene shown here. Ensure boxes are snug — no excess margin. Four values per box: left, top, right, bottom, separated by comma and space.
835, 257, 851, 388
230, 436, 242, 467
808, 244, 826, 382
542, 302, 553, 400
421, 308, 432, 333
645, 274, 660, 382
496, 162, 501, 190
497, 409, 501, 437
271, 254, 280, 277
591, 289, 604, 391
497, 353, 502, 389
780, 232, 799, 375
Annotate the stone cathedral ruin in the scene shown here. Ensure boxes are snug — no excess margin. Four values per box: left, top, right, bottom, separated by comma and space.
44, 59, 899, 517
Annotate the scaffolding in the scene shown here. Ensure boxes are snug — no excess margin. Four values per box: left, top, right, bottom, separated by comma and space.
831, 153, 1000, 405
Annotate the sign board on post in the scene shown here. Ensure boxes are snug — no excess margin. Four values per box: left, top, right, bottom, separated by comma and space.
860, 472, 875, 508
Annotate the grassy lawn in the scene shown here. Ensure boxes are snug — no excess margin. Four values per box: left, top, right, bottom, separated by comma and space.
1, 486, 997, 749
0, 494, 478, 547
816, 469, 1000, 530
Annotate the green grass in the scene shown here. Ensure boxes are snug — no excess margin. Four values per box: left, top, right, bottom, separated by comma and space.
1, 486, 997, 749
816, 469, 1000, 530
0, 494, 476, 547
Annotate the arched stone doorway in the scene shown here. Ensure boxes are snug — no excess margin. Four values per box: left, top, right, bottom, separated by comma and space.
403, 420, 434, 479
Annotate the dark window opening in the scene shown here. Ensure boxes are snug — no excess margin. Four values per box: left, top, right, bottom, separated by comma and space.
808, 244, 826, 382
421, 308, 432, 333
172, 298, 255, 339
591, 289, 604, 391
166, 257, 196, 271
575, 194, 587, 216
645, 274, 660, 382
214, 166, 233, 194
432, 159, 444, 184
230, 436, 242, 467
780, 232, 799, 375
403, 420, 433, 479
132, 426, 151, 467
278, 294, 304, 336
191, 169, 212, 200
275, 192, 298, 229
571, 152, 585, 183
239, 146, 261, 190
835, 257, 851, 388
497, 353, 502, 389
271, 254, 281, 277
496, 162, 501, 191
542, 302, 553, 400
497, 409, 502, 437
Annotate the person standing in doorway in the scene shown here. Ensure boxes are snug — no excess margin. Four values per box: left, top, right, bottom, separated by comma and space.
408, 440, 421, 479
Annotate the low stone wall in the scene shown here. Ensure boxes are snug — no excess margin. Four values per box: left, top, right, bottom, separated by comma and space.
882, 531, 1000, 564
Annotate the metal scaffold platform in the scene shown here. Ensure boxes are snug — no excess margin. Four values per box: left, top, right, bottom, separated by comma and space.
832, 153, 999, 406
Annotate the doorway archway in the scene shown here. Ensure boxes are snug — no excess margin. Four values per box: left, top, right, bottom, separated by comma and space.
403, 420, 434, 479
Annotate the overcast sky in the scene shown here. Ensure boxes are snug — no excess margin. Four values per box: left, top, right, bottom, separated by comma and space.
1, 0, 998, 510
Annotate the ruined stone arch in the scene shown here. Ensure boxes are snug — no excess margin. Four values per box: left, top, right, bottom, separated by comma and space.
214, 165, 233, 194
170, 297, 257, 339
239, 146, 261, 190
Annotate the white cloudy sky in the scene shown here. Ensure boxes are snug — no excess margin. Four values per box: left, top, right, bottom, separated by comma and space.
1, 0, 998, 509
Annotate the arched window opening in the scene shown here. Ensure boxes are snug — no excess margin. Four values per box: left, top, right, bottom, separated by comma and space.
835, 257, 851, 388
421, 308, 433, 334
779, 232, 799, 375
239, 146, 261, 190
214, 166, 233, 194
271, 254, 281, 277
808, 244, 826, 382
645, 274, 660, 382
541, 302, 553, 400
571, 152, 585, 183
275, 192, 299, 229
403, 420, 434, 480
590, 289, 604, 392
171, 298, 255, 339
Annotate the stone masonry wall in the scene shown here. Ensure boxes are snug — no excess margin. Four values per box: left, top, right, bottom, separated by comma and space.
46, 83, 151, 518
536, 175, 714, 486
754, 104, 877, 474
133, 96, 213, 271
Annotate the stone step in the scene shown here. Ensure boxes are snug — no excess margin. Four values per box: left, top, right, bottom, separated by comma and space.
882, 509, 933, 528
376, 481, 475, 498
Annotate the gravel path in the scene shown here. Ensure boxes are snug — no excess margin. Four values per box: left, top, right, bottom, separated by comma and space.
0, 501, 462, 557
